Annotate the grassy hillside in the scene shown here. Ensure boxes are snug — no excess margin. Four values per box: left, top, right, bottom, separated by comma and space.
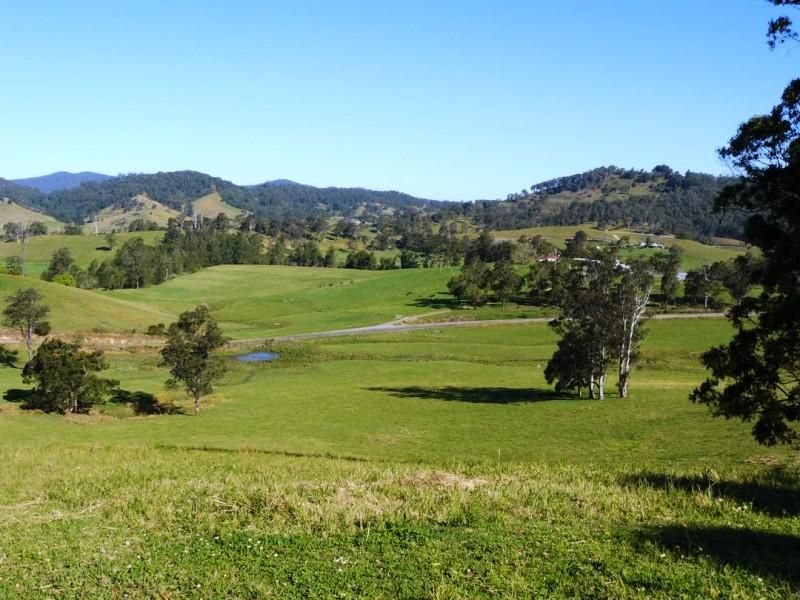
0, 231, 163, 277
107, 265, 459, 338
191, 191, 243, 219
88, 195, 181, 233
0, 319, 796, 596
0, 274, 174, 333
493, 224, 745, 270
0, 199, 63, 231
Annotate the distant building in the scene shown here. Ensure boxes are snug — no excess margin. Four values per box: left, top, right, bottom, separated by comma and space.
537, 251, 560, 263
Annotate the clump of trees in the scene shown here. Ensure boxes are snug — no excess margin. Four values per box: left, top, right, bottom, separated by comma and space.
22, 339, 118, 413
3, 221, 47, 242
545, 252, 653, 399
445, 232, 522, 306
447, 259, 521, 307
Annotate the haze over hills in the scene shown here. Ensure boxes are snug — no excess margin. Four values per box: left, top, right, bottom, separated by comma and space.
12, 171, 112, 193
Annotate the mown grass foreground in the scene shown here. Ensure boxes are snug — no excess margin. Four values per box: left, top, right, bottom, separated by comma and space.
0, 320, 797, 597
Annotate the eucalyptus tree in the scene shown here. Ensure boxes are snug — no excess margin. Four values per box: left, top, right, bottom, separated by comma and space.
3, 288, 51, 361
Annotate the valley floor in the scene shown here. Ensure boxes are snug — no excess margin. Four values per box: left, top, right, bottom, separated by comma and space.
0, 319, 798, 597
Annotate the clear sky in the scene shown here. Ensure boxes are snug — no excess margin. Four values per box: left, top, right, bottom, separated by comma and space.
0, 1, 796, 200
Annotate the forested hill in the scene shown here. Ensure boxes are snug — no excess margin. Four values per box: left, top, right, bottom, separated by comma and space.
31, 172, 249, 222
245, 180, 438, 218
12, 171, 112, 193
0, 178, 43, 206
441, 165, 746, 241
3, 171, 441, 223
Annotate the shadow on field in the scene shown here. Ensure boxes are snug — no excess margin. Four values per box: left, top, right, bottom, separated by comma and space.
633, 525, 800, 586
0, 346, 19, 368
409, 297, 463, 310
3, 388, 35, 405
111, 390, 183, 415
622, 470, 800, 517
367, 385, 572, 404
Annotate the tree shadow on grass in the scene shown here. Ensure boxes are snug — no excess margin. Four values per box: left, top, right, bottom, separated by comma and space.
408, 296, 463, 310
632, 525, 800, 586
0, 346, 19, 368
3, 388, 35, 407
4, 388, 185, 415
622, 470, 800, 517
111, 389, 184, 415
366, 385, 573, 404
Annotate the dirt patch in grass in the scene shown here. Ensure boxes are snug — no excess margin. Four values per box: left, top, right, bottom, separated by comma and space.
394, 469, 490, 491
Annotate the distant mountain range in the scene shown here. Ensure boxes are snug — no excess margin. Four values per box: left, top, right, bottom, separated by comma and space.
12, 171, 112, 193
0, 170, 441, 223
0, 166, 744, 240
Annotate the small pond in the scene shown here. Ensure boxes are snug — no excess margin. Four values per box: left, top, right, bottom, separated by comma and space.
234, 351, 280, 363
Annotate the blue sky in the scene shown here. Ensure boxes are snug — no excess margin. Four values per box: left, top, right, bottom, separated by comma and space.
0, 1, 796, 200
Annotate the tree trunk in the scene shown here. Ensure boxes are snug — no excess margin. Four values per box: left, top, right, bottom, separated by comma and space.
25, 323, 34, 361
618, 373, 629, 399
597, 373, 605, 400
194, 395, 201, 415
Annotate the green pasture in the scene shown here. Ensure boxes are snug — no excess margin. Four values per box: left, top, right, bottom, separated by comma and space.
0, 318, 772, 466
106, 265, 460, 338
0, 231, 163, 278
0, 318, 797, 597
0, 274, 174, 333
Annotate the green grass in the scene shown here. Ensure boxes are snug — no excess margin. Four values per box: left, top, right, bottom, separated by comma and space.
0, 231, 163, 278
0, 319, 784, 464
0, 318, 797, 596
0, 274, 175, 333
106, 265, 460, 339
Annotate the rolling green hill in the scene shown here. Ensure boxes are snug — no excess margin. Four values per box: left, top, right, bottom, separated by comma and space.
0, 198, 63, 231
0, 231, 163, 277
0, 274, 174, 333
106, 265, 458, 338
